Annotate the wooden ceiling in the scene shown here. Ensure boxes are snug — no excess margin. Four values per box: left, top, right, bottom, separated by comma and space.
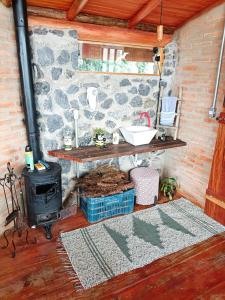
1, 0, 224, 48
25, 0, 224, 29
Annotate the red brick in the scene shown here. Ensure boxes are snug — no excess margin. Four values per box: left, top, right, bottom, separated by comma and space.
0, 4, 27, 234
164, 2, 225, 208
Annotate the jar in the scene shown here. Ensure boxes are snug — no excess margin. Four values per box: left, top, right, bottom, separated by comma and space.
112, 131, 120, 145
63, 129, 73, 151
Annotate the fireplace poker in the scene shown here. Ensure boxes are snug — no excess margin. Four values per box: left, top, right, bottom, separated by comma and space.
0, 163, 36, 257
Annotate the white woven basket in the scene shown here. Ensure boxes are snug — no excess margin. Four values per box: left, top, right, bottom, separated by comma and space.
130, 167, 159, 205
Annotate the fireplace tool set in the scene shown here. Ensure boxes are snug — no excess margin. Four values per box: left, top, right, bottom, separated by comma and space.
0, 160, 77, 257
0, 162, 36, 258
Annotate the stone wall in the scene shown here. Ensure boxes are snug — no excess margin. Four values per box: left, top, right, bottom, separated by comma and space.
29, 25, 176, 199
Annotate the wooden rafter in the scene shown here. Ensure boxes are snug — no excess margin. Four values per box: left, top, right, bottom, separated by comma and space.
67, 0, 89, 21
1, 0, 11, 7
128, 0, 161, 28
27, 7, 175, 34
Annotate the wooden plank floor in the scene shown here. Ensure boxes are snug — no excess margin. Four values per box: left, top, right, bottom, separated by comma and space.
0, 198, 225, 300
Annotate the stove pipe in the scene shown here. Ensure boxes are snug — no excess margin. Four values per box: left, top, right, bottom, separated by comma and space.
12, 0, 41, 162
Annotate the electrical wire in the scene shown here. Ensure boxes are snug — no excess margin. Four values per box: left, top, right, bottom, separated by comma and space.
160, 0, 163, 25
154, 57, 163, 128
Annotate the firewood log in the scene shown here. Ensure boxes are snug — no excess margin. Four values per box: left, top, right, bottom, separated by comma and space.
75, 164, 133, 197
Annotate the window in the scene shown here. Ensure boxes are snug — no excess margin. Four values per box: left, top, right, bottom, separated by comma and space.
78, 42, 158, 75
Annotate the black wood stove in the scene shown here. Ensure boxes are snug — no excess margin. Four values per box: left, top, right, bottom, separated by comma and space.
22, 162, 62, 239
12, 0, 64, 240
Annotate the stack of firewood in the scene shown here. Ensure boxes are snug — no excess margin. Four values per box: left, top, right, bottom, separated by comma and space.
76, 165, 134, 198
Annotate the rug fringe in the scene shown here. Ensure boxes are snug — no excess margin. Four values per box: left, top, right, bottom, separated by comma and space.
56, 236, 84, 292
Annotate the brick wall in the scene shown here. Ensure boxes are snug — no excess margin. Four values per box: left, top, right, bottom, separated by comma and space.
164, 3, 225, 207
0, 3, 27, 233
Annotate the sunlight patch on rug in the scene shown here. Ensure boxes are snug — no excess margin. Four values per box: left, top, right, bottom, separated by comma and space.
59, 198, 225, 289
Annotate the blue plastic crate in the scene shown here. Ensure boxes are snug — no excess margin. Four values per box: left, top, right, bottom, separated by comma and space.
80, 189, 135, 223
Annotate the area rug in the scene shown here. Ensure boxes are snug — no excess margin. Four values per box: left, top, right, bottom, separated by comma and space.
58, 198, 225, 290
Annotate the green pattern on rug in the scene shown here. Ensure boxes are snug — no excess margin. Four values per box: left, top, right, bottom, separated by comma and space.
170, 201, 218, 235
132, 216, 164, 249
80, 228, 115, 278
60, 198, 225, 290
103, 224, 131, 262
157, 207, 195, 237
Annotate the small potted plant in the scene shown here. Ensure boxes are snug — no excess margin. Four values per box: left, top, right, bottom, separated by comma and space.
160, 177, 177, 200
93, 128, 107, 148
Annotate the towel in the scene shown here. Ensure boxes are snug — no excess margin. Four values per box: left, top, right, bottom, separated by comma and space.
160, 96, 177, 126
160, 112, 175, 126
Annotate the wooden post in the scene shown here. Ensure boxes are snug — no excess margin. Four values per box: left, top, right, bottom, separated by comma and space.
174, 87, 183, 140
159, 47, 164, 75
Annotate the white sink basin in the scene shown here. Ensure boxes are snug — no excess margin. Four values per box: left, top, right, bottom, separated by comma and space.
120, 126, 157, 146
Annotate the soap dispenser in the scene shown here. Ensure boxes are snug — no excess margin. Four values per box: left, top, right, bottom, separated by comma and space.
87, 87, 98, 111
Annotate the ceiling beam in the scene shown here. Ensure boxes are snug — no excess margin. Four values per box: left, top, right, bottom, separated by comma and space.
28, 15, 172, 48
128, 0, 161, 28
67, 0, 89, 21
27, 8, 175, 34
1, 0, 11, 7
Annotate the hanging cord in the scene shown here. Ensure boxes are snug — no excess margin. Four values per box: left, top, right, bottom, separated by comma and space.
156, 0, 163, 126
160, 0, 163, 25
154, 0, 164, 130
154, 56, 163, 128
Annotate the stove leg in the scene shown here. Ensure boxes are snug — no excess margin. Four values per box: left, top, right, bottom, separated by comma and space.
44, 224, 52, 240
153, 195, 158, 206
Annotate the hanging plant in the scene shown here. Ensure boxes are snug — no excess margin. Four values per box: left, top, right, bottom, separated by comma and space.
160, 177, 177, 200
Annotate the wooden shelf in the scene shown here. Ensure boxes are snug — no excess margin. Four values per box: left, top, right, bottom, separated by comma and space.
48, 138, 186, 163
157, 125, 177, 129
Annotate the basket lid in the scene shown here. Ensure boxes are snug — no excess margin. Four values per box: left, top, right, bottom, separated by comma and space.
130, 167, 158, 178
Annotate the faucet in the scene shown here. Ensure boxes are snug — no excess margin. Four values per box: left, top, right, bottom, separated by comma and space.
139, 112, 151, 127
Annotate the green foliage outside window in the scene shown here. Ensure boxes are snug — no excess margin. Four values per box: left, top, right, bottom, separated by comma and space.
78, 58, 153, 74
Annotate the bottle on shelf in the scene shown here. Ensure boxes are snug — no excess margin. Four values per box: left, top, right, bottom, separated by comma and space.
25, 145, 34, 171
63, 128, 73, 151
